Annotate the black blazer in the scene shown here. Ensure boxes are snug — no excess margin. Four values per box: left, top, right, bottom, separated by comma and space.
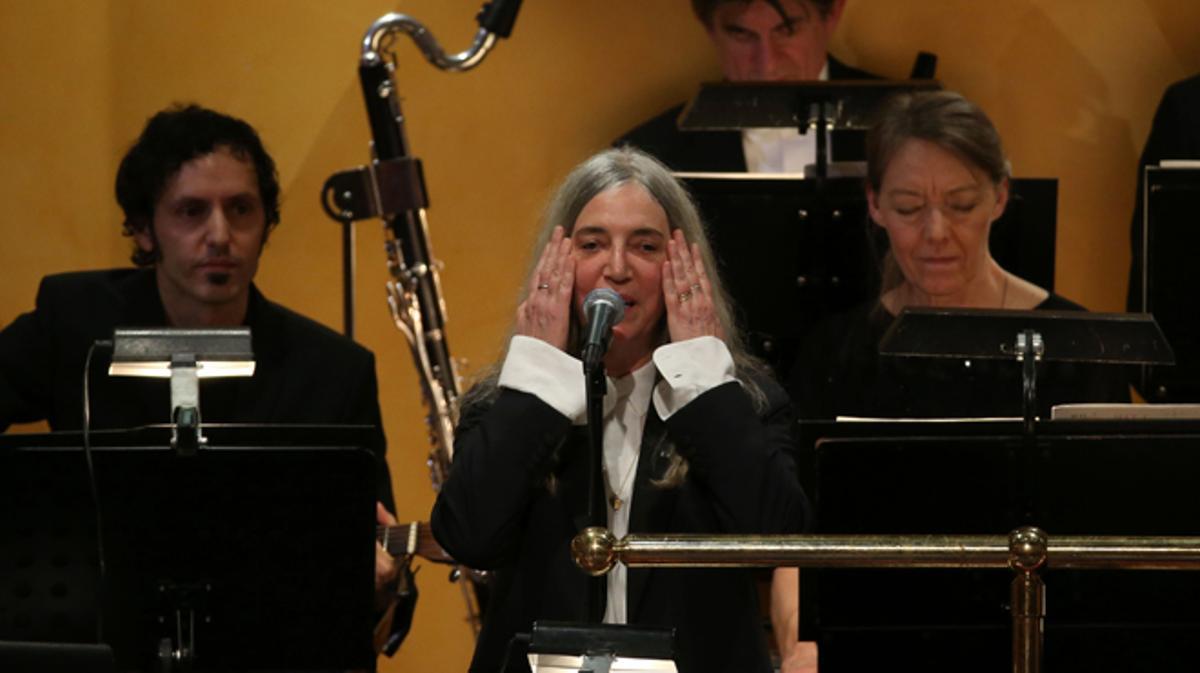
432, 373, 808, 673
615, 55, 881, 172
0, 268, 394, 506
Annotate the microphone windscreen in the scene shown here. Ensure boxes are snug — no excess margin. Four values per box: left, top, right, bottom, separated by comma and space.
583, 288, 625, 324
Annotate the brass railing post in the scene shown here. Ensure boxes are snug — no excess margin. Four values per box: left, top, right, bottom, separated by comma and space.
573, 526, 618, 576
1008, 527, 1047, 673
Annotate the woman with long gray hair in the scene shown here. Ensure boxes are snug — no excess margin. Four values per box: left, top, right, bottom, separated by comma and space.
432, 147, 808, 673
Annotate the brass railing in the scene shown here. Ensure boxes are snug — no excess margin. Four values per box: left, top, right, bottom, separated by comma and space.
571, 526, 1200, 673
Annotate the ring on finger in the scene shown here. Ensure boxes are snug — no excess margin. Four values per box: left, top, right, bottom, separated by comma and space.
689, 283, 702, 292
537, 283, 551, 290
678, 291, 692, 304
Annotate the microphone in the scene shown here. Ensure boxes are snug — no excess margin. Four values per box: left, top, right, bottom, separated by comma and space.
580, 288, 626, 369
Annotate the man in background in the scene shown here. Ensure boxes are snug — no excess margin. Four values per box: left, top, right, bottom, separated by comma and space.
0, 103, 407, 649
617, 0, 876, 173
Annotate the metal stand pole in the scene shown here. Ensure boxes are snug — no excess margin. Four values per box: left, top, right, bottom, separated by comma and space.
341, 220, 356, 339
813, 102, 829, 181
584, 363, 608, 622
1008, 527, 1047, 673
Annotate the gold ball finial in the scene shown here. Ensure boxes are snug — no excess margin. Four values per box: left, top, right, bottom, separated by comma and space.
1008, 526, 1048, 572
571, 526, 617, 576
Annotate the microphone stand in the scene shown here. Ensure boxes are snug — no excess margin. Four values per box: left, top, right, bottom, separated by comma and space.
579, 290, 624, 624
584, 357, 608, 623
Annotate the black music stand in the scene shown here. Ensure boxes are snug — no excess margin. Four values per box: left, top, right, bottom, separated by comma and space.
680, 80, 944, 131
679, 80, 942, 178
524, 621, 676, 672
795, 314, 1175, 670
1137, 164, 1200, 401
800, 418, 1200, 672
0, 425, 379, 672
683, 176, 1060, 378
680, 175, 872, 376
880, 308, 1170, 431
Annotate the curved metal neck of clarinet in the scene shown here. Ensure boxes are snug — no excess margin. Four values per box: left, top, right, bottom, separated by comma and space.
361, 13, 498, 73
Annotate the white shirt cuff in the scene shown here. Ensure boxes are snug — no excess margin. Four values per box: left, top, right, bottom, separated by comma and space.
498, 335, 590, 423
652, 336, 737, 420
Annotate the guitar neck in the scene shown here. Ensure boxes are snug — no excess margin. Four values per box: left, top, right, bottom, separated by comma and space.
377, 521, 456, 564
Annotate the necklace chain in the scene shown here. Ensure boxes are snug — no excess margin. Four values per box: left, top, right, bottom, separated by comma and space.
605, 381, 649, 511
605, 456, 638, 511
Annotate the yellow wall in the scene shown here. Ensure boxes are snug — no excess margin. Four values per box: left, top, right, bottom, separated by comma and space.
1, 1, 1197, 670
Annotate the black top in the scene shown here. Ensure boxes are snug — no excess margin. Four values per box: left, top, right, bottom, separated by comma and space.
0, 268, 395, 508
615, 55, 881, 172
789, 294, 1131, 420
432, 373, 807, 673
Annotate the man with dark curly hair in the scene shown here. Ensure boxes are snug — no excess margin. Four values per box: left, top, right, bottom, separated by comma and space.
0, 104, 405, 643
113, 104, 283, 327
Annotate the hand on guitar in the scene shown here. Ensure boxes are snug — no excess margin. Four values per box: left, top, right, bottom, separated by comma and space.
375, 502, 400, 606
373, 503, 422, 656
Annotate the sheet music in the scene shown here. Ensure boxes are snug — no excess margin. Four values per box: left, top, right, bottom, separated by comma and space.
835, 415, 1021, 423
1051, 403, 1200, 420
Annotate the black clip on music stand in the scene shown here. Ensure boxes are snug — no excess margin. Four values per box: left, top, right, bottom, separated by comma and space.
879, 308, 1173, 433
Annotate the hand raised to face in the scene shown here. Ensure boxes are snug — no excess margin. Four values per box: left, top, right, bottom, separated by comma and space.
515, 226, 575, 351
662, 229, 723, 343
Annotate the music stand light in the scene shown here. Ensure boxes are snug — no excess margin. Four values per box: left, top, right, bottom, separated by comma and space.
107, 328, 255, 454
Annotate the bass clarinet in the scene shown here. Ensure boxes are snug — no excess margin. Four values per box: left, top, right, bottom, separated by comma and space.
321, 1, 524, 638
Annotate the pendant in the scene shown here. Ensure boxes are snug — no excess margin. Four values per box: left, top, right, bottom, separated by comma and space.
611, 496, 623, 511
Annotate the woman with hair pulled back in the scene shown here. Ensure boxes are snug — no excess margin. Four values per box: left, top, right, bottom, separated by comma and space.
789, 90, 1128, 419
775, 90, 1129, 673
432, 147, 808, 673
